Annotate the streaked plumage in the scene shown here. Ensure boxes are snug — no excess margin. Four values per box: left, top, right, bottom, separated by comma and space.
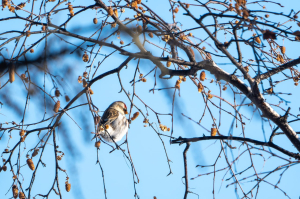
97, 101, 128, 142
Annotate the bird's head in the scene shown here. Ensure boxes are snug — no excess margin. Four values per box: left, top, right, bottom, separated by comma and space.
109, 101, 128, 115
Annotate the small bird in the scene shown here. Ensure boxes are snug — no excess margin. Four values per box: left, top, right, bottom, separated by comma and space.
96, 101, 129, 143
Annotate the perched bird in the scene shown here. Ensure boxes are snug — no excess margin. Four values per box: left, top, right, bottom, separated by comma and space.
96, 101, 128, 143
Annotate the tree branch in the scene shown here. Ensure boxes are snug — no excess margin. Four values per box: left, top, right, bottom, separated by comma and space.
183, 142, 190, 199
171, 136, 300, 160
256, 57, 300, 81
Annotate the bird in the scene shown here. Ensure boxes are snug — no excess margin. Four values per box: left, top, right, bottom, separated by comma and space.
96, 101, 129, 143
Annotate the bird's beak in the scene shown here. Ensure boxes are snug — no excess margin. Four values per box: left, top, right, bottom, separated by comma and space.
124, 109, 128, 114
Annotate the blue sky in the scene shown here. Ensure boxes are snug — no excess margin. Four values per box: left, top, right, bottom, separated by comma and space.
1, 0, 300, 198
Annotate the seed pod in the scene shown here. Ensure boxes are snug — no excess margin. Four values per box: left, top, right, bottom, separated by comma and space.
242, 8, 249, 19
111, 22, 116, 28
143, 118, 148, 123
30, 49, 34, 53
82, 72, 88, 78
19, 192, 25, 199
141, 78, 147, 82
211, 128, 217, 136
78, 76, 83, 83
120, 40, 124, 45
148, 32, 153, 38
32, 148, 39, 157
95, 141, 101, 148
280, 46, 286, 54
65, 182, 71, 192
82, 79, 88, 87
108, 7, 113, 16
82, 53, 89, 62
88, 88, 94, 95
244, 66, 249, 72
200, 71, 206, 81
65, 95, 70, 102
53, 101, 60, 113
293, 77, 299, 82
55, 89, 60, 97
27, 159, 35, 170
131, 112, 139, 121
2, 165, 7, 171
162, 35, 170, 42
254, 37, 261, 44
19, 130, 25, 137
113, 9, 118, 17
131, 1, 137, 8
208, 93, 213, 99
186, 4, 190, 8
121, 8, 125, 13
8, 4, 15, 12
93, 18, 98, 24
137, 25, 143, 33
9, 65, 15, 83
265, 14, 269, 18
197, 82, 203, 93
166, 61, 171, 67
20, 136, 26, 142
12, 185, 18, 198
137, 0, 141, 4
182, 77, 186, 82
167, 128, 170, 131
20, 74, 26, 81
266, 87, 273, 94
42, 25, 46, 31
174, 7, 179, 13
222, 85, 227, 91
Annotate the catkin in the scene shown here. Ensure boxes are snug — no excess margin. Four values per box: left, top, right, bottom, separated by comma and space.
27, 159, 35, 170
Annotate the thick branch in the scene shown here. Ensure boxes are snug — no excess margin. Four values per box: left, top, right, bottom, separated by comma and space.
256, 57, 300, 81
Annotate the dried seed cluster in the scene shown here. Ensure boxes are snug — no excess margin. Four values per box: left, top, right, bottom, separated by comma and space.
131, 112, 139, 121
67, 3, 74, 16
211, 128, 217, 136
200, 71, 206, 81
93, 18, 98, 24
27, 158, 35, 170
12, 185, 18, 198
82, 53, 89, 62
53, 101, 60, 113
95, 141, 101, 148
197, 82, 203, 93
159, 124, 170, 132
32, 148, 39, 157
65, 181, 71, 192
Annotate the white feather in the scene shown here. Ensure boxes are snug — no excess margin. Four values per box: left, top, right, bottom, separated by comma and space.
99, 112, 128, 142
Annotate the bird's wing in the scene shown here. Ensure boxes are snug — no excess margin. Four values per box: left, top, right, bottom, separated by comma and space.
99, 108, 119, 126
